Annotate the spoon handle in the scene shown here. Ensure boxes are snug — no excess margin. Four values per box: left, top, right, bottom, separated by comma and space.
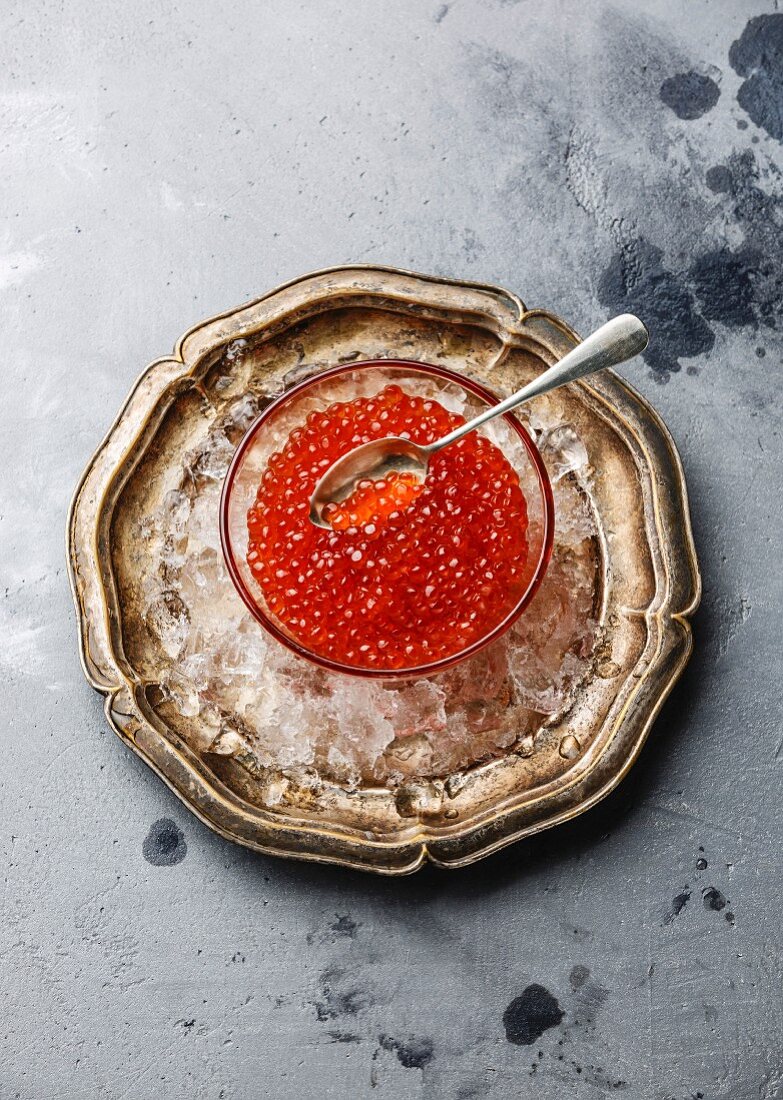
428, 314, 649, 453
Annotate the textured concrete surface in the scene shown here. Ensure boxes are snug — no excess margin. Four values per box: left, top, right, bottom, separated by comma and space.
2, 1, 782, 1097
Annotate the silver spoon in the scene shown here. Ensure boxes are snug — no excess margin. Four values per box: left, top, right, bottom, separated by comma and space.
310, 313, 649, 528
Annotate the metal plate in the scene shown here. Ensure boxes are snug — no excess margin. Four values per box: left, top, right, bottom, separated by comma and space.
67, 266, 700, 874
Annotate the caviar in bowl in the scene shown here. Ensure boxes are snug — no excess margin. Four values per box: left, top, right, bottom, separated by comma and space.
220, 360, 554, 679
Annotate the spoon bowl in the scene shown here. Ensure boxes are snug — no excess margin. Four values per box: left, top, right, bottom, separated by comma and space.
309, 436, 430, 527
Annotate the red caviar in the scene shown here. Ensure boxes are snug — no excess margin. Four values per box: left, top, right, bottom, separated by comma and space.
246, 385, 529, 670
326, 471, 424, 531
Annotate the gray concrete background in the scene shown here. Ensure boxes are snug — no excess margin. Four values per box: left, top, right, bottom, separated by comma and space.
2, 1, 782, 1097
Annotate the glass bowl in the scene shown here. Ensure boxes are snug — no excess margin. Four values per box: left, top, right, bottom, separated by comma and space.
220, 359, 554, 679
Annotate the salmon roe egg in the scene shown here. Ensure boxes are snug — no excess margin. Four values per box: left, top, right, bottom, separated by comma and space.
246, 385, 529, 670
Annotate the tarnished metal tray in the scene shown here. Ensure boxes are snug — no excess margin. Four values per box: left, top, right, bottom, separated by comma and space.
68, 266, 700, 874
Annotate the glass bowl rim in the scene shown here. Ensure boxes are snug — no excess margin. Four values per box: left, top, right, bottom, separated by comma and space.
219, 358, 555, 680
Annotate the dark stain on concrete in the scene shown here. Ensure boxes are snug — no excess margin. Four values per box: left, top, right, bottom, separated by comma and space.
142, 818, 187, 866
457, 19, 783, 385
434, 3, 450, 23
714, 150, 783, 328
575, 1063, 628, 1091
570, 972, 610, 1032
454, 1085, 487, 1100
379, 1034, 434, 1069
503, 985, 564, 1045
328, 1030, 362, 1044
705, 165, 733, 193
730, 15, 783, 140
567, 17, 783, 379
307, 913, 361, 945
600, 142, 783, 379
550, 1037, 627, 1090
598, 240, 714, 378
690, 247, 757, 327
315, 965, 371, 1021
702, 886, 727, 911
330, 914, 359, 938
660, 71, 720, 119
569, 964, 590, 990
663, 887, 692, 925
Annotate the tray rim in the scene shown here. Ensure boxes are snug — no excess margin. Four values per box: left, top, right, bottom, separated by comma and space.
67, 263, 701, 874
